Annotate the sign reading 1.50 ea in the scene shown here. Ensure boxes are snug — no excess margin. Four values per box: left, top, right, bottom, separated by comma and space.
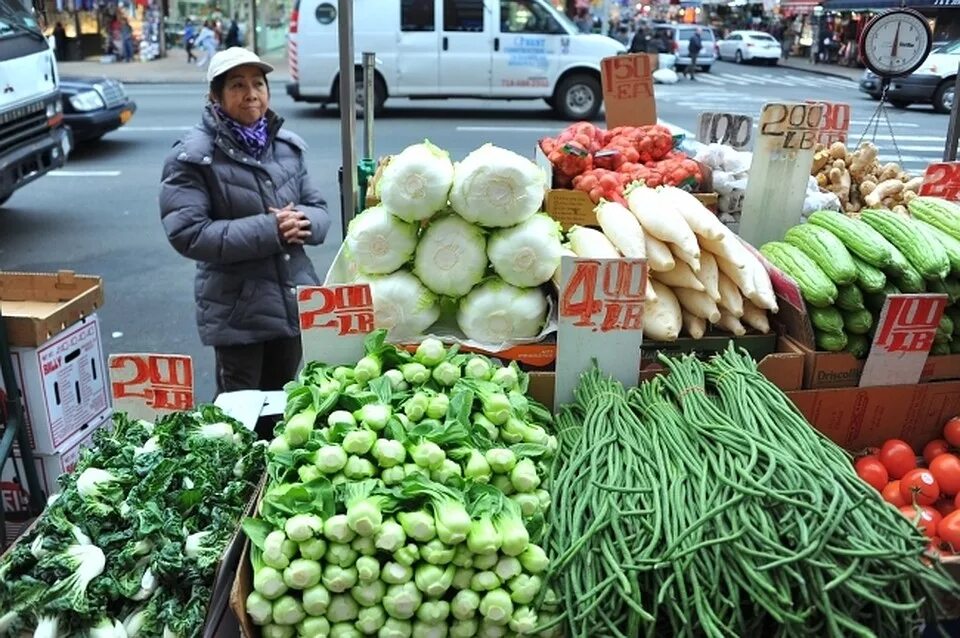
697, 112, 753, 150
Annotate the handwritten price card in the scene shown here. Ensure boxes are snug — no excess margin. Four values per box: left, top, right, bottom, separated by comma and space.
554, 257, 647, 407
920, 163, 960, 201
860, 294, 949, 387
299, 284, 374, 366
109, 354, 194, 421
601, 53, 656, 128
697, 112, 753, 150
739, 102, 824, 247
806, 100, 851, 146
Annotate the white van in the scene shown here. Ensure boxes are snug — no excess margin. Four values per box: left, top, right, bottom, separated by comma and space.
286, 0, 625, 120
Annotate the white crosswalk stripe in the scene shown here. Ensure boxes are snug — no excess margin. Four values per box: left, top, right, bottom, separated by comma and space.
664, 70, 856, 90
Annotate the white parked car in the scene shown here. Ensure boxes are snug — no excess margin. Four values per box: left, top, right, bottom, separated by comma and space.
717, 30, 781, 65
286, 0, 626, 120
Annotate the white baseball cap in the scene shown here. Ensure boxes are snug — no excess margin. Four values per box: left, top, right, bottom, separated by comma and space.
206, 47, 275, 83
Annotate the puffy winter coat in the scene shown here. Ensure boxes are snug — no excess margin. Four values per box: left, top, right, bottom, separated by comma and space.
160, 105, 330, 347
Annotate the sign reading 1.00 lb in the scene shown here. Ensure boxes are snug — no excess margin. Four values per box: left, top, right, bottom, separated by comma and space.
697, 112, 753, 150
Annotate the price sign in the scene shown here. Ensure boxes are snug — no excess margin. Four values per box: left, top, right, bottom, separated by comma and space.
697, 112, 753, 149
109, 354, 194, 421
299, 284, 374, 366
554, 257, 647, 408
601, 53, 656, 128
806, 100, 851, 145
756, 102, 823, 151
860, 294, 948, 387
920, 162, 960, 200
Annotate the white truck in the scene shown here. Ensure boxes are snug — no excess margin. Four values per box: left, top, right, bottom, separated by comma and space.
285, 0, 625, 120
0, 0, 70, 207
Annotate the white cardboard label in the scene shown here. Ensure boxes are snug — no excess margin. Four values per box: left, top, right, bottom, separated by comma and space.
554, 257, 646, 409
109, 354, 194, 422
298, 284, 373, 366
697, 111, 753, 149
860, 294, 948, 387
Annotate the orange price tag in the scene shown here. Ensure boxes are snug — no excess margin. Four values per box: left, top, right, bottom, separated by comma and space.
109, 353, 194, 420
600, 53, 657, 128
920, 162, 960, 201
806, 100, 851, 145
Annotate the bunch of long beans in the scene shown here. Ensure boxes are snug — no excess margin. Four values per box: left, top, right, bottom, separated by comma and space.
542, 346, 959, 638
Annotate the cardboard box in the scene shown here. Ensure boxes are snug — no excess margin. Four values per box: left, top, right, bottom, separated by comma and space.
922, 353, 960, 383
0, 315, 111, 454
0, 271, 104, 347
398, 338, 556, 371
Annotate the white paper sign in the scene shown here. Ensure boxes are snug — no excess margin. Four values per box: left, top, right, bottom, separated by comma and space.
697, 111, 753, 149
860, 294, 948, 387
109, 353, 194, 422
554, 257, 646, 409
298, 284, 373, 366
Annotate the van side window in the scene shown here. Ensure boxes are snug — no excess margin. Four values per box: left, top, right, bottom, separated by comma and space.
500, 0, 562, 34
443, 0, 484, 32
401, 0, 435, 32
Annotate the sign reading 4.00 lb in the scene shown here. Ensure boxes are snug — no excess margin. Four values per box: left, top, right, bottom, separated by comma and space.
697, 112, 753, 150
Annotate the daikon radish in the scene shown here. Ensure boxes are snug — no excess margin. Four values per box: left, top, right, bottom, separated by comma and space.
657, 186, 726, 242
745, 255, 779, 313
625, 185, 700, 269
651, 260, 705, 292
715, 252, 758, 300
646, 277, 658, 302
717, 272, 744, 318
568, 226, 619, 258
697, 251, 721, 302
595, 201, 645, 258
644, 280, 681, 341
671, 247, 702, 274
699, 233, 748, 271
645, 235, 676, 272
715, 310, 747, 336
682, 311, 706, 339
741, 299, 771, 334
674, 288, 721, 324
551, 246, 577, 289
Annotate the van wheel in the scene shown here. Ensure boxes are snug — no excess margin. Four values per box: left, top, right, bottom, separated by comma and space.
339, 72, 386, 118
543, 96, 556, 108
0, 194, 9, 207
554, 74, 602, 121
934, 80, 955, 114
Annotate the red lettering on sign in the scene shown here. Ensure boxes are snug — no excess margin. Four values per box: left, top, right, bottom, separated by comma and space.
920, 163, 960, 201
110, 355, 194, 412
299, 285, 375, 336
806, 100, 851, 145
601, 55, 653, 95
560, 260, 646, 332
874, 296, 947, 353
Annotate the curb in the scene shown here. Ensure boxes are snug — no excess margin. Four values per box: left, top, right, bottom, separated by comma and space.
778, 62, 858, 82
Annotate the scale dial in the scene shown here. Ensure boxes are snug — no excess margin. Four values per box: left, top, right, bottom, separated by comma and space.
859, 9, 932, 78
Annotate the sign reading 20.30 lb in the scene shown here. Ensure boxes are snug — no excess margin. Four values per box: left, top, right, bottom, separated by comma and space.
758, 102, 824, 151
697, 112, 753, 150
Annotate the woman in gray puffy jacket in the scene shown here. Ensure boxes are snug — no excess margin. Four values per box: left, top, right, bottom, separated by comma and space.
160, 47, 330, 394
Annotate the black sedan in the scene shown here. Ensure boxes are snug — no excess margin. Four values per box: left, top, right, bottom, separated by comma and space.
59, 76, 137, 143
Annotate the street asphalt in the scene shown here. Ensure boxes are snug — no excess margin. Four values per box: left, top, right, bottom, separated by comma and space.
0, 60, 949, 400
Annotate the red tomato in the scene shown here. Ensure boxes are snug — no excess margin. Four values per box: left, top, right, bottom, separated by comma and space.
935, 498, 957, 518
923, 439, 951, 464
944, 417, 960, 447
899, 505, 940, 538
882, 480, 908, 507
879, 439, 918, 479
900, 468, 940, 506
938, 510, 960, 549
955, 492, 960, 510
854, 456, 889, 491
929, 453, 960, 496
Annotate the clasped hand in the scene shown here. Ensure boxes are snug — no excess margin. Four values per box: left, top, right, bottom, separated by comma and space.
272, 203, 311, 245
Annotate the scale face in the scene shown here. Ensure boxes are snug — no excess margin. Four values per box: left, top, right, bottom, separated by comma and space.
859, 8, 932, 78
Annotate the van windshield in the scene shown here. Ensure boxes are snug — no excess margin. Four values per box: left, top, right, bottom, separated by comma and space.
679, 27, 714, 41
0, 0, 43, 40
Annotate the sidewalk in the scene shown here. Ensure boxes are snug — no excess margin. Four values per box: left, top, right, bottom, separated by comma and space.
778, 57, 863, 82
57, 48, 290, 84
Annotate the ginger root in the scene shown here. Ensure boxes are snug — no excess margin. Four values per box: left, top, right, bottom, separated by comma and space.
903, 176, 924, 192
859, 180, 877, 197
828, 165, 852, 209
864, 178, 904, 208
879, 162, 901, 182
811, 150, 831, 175
828, 141, 847, 160
850, 143, 879, 179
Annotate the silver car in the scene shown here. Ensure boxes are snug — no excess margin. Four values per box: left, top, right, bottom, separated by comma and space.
652, 23, 717, 72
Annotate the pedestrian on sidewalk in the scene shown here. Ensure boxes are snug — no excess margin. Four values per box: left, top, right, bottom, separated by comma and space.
184, 19, 198, 63
686, 28, 702, 80
194, 20, 218, 67
53, 22, 67, 61
121, 18, 134, 62
225, 15, 240, 48
629, 27, 649, 54
159, 47, 331, 401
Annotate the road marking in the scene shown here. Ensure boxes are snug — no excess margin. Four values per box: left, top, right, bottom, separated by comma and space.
50, 170, 121, 177
658, 118, 695, 139
456, 126, 558, 132
715, 73, 752, 86
691, 75, 725, 86
850, 120, 919, 127
882, 155, 938, 164
117, 126, 193, 132
753, 74, 794, 86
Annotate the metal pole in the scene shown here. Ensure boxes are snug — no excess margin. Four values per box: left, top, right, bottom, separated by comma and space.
338, 0, 358, 239
944, 62, 960, 162
362, 51, 375, 159
250, 0, 259, 54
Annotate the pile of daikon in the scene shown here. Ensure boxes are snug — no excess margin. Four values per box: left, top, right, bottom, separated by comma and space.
560, 185, 779, 341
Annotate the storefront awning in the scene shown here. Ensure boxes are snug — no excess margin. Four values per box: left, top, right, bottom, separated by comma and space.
780, 0, 820, 14
821, 0, 926, 11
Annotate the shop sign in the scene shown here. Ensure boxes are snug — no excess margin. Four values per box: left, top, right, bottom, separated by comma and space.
109, 354, 194, 421
298, 284, 373, 366
920, 162, 960, 201
806, 100, 851, 145
697, 112, 753, 149
554, 257, 646, 407
860, 294, 948, 387
601, 53, 657, 128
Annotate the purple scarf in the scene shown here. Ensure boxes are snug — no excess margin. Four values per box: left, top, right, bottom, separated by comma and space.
214, 103, 270, 159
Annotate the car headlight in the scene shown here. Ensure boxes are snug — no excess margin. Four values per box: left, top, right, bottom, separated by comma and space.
69, 90, 105, 112
45, 100, 62, 118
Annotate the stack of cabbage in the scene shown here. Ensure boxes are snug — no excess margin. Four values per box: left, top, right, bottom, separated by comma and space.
345, 142, 559, 345
242, 332, 559, 638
